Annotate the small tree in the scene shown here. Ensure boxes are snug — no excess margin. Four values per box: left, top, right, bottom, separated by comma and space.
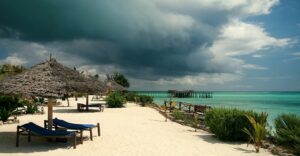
242, 113, 268, 153
108, 73, 130, 88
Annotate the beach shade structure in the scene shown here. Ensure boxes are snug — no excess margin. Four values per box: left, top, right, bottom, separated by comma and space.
105, 80, 126, 92
0, 58, 105, 129
77, 75, 107, 111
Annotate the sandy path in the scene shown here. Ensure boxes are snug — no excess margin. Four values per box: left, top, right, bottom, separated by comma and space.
0, 97, 274, 156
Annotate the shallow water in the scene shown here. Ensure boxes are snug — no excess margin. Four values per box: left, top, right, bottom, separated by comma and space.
136, 91, 300, 126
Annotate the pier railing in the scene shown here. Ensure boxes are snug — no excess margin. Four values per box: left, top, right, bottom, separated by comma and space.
163, 100, 211, 128
163, 100, 211, 114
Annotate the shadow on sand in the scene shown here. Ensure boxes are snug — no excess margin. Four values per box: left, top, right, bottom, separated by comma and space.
54, 109, 101, 113
195, 133, 256, 153
233, 147, 255, 153
0, 132, 78, 153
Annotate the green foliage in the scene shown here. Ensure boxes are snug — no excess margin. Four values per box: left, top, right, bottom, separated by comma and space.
274, 114, 300, 155
110, 72, 130, 88
242, 113, 268, 153
139, 95, 153, 107
124, 92, 137, 101
0, 108, 12, 122
106, 92, 125, 108
20, 99, 38, 114
33, 97, 45, 104
205, 108, 268, 141
0, 64, 26, 80
123, 92, 153, 107
0, 95, 20, 121
171, 110, 194, 125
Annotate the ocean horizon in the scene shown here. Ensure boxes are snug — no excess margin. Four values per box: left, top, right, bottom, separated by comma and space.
136, 91, 300, 127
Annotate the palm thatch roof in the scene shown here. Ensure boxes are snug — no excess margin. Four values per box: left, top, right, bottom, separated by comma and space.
105, 80, 126, 92
0, 58, 105, 98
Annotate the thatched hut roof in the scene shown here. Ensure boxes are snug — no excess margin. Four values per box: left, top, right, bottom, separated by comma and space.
0, 59, 105, 98
105, 80, 126, 92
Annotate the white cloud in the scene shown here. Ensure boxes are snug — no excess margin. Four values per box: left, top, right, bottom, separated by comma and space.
130, 73, 242, 90
242, 64, 268, 70
0, 55, 27, 65
210, 20, 290, 57
252, 54, 264, 58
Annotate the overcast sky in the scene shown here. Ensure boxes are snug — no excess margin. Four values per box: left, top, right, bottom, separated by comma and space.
0, 0, 299, 91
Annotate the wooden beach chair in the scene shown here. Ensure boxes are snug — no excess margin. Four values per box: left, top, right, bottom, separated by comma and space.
16, 122, 77, 149
77, 103, 104, 112
44, 118, 100, 144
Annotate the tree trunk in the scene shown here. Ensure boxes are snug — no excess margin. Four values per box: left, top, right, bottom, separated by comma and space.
67, 97, 70, 107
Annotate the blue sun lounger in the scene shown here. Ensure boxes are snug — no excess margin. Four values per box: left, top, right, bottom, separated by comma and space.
44, 118, 100, 144
16, 122, 77, 149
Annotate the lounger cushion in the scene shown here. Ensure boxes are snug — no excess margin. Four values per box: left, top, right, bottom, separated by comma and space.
22, 122, 72, 136
53, 118, 95, 130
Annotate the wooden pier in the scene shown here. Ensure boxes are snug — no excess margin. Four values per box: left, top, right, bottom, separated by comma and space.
136, 91, 213, 98
168, 90, 213, 98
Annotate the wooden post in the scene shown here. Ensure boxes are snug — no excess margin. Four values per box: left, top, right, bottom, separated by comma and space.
72, 133, 76, 149
80, 130, 83, 144
90, 128, 93, 141
47, 98, 53, 130
97, 123, 101, 136
179, 102, 182, 110
86, 94, 89, 111
28, 130, 31, 142
16, 126, 20, 147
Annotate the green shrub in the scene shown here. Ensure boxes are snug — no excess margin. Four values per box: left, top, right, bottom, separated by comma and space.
124, 92, 137, 101
19, 99, 38, 114
205, 108, 268, 141
106, 92, 125, 108
274, 114, 300, 155
33, 97, 45, 104
0, 108, 11, 122
171, 110, 194, 125
123, 93, 153, 107
0, 96, 20, 121
139, 95, 153, 107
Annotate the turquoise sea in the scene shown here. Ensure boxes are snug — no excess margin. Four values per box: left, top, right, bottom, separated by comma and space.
136, 91, 300, 126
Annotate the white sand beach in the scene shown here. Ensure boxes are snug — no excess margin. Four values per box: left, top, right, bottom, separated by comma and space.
0, 97, 274, 156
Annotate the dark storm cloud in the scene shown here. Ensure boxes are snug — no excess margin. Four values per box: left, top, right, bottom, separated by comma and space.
0, 0, 261, 80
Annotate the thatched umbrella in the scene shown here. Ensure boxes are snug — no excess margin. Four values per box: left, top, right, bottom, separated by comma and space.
0, 58, 105, 129
105, 80, 126, 92
77, 75, 107, 110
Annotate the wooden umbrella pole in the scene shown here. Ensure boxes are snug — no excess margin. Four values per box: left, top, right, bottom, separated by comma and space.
86, 94, 89, 111
47, 98, 53, 130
